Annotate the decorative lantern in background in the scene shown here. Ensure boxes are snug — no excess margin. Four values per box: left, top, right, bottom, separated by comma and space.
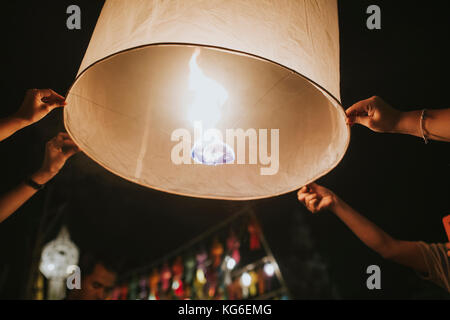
65, 0, 349, 200
148, 268, 160, 300
184, 255, 196, 285
210, 238, 224, 268
248, 218, 261, 251
128, 276, 139, 300
226, 230, 240, 265
139, 276, 148, 300
160, 263, 172, 293
39, 226, 79, 300
240, 272, 252, 298
120, 284, 129, 300
171, 256, 184, 298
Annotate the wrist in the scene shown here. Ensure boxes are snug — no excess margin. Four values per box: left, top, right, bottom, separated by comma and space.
329, 194, 343, 213
10, 114, 32, 129
392, 110, 421, 136
31, 169, 56, 185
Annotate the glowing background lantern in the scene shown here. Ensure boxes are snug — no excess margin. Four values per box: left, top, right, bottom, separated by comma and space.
65, 0, 349, 200
39, 226, 79, 300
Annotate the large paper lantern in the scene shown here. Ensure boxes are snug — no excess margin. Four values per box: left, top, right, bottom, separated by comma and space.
65, 0, 349, 200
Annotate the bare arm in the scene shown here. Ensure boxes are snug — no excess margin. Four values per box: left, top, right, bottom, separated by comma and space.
332, 197, 427, 273
0, 89, 66, 142
394, 108, 450, 142
298, 183, 428, 273
0, 133, 79, 223
346, 96, 450, 142
0, 170, 52, 223
0, 116, 30, 142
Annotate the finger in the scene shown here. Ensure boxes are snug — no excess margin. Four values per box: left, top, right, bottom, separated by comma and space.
316, 201, 329, 212
61, 139, 79, 150
39, 89, 65, 100
48, 89, 65, 101
63, 146, 80, 159
299, 197, 313, 212
297, 192, 309, 205
305, 194, 318, 204
56, 133, 66, 143
45, 139, 54, 149
57, 132, 71, 140
56, 133, 76, 146
307, 182, 319, 190
50, 134, 65, 149
297, 191, 308, 203
345, 98, 372, 126
299, 186, 308, 193
46, 99, 66, 107
51, 135, 78, 152
308, 198, 318, 210
43, 97, 66, 107
350, 113, 372, 128
305, 193, 317, 201
46, 139, 60, 152
49, 134, 62, 144
41, 97, 66, 108
297, 187, 309, 198
40, 89, 66, 107
346, 98, 371, 116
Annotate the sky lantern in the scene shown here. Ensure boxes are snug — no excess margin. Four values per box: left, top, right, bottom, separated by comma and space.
64, 0, 349, 200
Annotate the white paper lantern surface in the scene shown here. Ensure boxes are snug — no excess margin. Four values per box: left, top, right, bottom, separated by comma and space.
64, 0, 349, 200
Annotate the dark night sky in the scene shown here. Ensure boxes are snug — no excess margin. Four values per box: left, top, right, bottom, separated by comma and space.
0, 1, 449, 299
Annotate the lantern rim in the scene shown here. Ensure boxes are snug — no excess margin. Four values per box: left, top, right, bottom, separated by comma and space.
64, 43, 350, 200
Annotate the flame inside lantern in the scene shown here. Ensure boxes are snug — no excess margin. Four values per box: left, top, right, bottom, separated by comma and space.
187, 48, 228, 128
188, 49, 234, 165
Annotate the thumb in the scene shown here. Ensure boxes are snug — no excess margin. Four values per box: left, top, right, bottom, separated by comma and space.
348, 113, 372, 128
307, 182, 320, 192
41, 90, 66, 109
346, 99, 371, 126
63, 146, 80, 160
42, 96, 66, 108
307, 182, 318, 188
